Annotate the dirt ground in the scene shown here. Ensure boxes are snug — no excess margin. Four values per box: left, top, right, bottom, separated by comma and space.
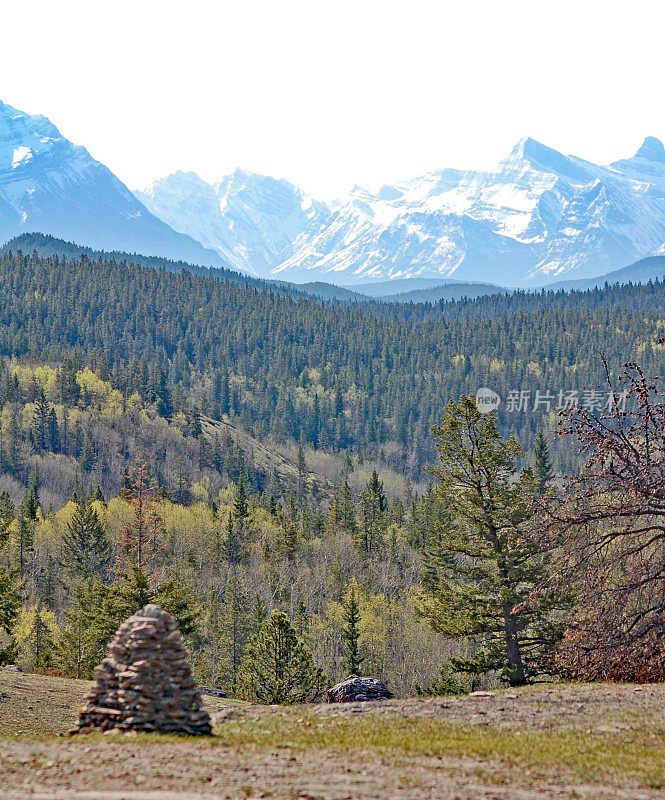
1, 672, 664, 800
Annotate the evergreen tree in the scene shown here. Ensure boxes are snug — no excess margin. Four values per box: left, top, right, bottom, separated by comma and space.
338, 481, 357, 535
14, 605, 57, 670
367, 470, 387, 512
55, 579, 105, 678
342, 580, 363, 676
0, 491, 15, 523
92, 565, 201, 654
240, 610, 325, 704
47, 407, 60, 452
20, 487, 39, 521
32, 389, 50, 452
420, 397, 559, 686
277, 514, 299, 561
16, 516, 34, 577
0, 517, 22, 662
225, 513, 243, 564
61, 501, 112, 583
219, 576, 250, 695
533, 429, 554, 496
297, 445, 308, 502
232, 475, 249, 520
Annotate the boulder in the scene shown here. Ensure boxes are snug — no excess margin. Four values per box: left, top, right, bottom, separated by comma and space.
327, 675, 393, 703
199, 686, 227, 698
76, 604, 211, 735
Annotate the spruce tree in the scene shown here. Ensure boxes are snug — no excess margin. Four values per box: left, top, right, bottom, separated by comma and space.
17, 516, 34, 577
55, 579, 105, 678
225, 513, 242, 564
240, 610, 325, 704
338, 481, 357, 535
342, 580, 363, 676
61, 501, 112, 583
92, 565, 201, 654
0, 492, 15, 524
32, 389, 50, 451
232, 475, 249, 520
0, 516, 22, 662
533, 429, 554, 496
219, 576, 249, 695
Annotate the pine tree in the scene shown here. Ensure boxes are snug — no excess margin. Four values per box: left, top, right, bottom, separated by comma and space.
342, 580, 363, 676
17, 516, 34, 577
0, 516, 22, 661
219, 576, 249, 695
14, 605, 57, 670
55, 579, 105, 678
0, 491, 15, 524
240, 611, 325, 704
533, 429, 554, 496
61, 501, 112, 583
419, 397, 559, 686
225, 513, 243, 564
92, 565, 200, 654
232, 475, 249, 520
297, 445, 308, 502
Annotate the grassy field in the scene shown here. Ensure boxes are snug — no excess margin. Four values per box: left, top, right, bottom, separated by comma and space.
1, 670, 664, 799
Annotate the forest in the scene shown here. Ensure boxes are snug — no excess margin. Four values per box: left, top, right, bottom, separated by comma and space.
0, 243, 663, 696
0, 242, 663, 478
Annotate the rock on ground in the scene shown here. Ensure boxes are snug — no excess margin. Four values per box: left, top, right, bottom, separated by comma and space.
327, 675, 394, 703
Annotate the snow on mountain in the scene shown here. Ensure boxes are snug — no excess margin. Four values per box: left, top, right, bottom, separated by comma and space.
0, 100, 223, 267
4, 97, 664, 288
140, 137, 665, 286
274, 137, 665, 285
136, 170, 326, 276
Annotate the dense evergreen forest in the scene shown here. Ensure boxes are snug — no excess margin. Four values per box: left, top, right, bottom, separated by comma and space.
0, 245, 663, 477
0, 242, 663, 696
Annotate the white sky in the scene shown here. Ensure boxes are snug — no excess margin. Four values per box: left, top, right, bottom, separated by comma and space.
1, 0, 663, 199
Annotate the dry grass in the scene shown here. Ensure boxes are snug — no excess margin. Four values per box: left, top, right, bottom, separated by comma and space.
2, 671, 665, 798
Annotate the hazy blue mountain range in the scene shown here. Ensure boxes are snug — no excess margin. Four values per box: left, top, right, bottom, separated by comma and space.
0, 100, 223, 268
4, 98, 665, 290
139, 137, 665, 287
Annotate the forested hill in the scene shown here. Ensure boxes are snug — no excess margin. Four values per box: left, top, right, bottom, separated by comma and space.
0, 234, 369, 305
0, 248, 663, 477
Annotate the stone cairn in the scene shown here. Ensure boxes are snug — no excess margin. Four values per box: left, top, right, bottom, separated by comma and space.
77, 604, 212, 735
327, 675, 394, 703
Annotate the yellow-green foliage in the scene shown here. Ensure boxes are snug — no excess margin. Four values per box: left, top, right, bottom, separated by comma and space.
14, 606, 60, 670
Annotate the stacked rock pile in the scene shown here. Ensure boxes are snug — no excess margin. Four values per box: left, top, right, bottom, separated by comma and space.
77, 604, 211, 735
327, 675, 394, 703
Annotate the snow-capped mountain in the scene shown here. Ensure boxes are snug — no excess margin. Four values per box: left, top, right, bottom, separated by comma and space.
4, 96, 665, 287
137, 169, 325, 276
0, 100, 223, 267
140, 137, 665, 286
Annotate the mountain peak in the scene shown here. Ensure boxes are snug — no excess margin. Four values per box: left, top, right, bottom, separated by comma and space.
505, 137, 590, 182
634, 136, 665, 162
